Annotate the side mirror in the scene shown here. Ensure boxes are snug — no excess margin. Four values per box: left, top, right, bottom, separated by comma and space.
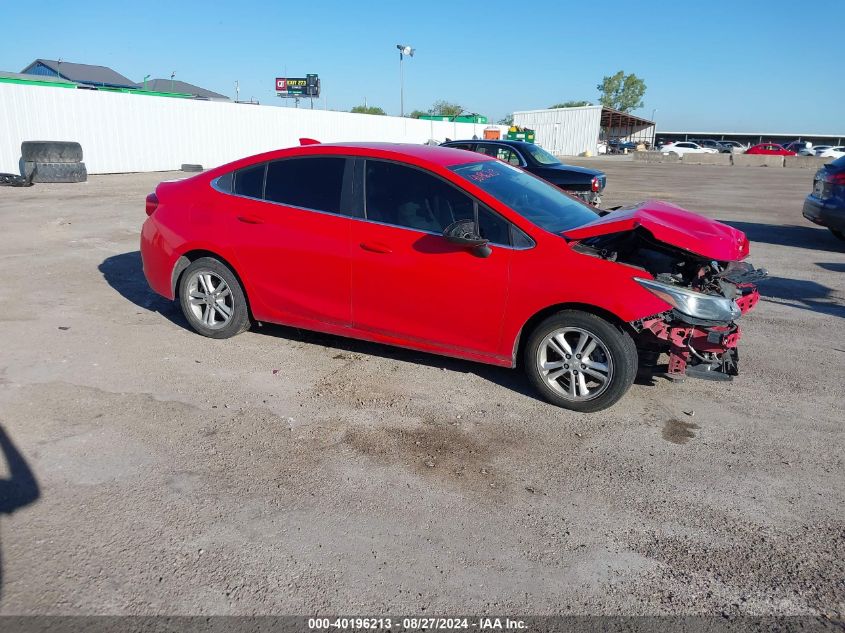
443, 219, 492, 258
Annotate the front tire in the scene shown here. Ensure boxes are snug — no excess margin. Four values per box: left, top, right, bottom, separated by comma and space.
178, 257, 250, 339
524, 310, 638, 412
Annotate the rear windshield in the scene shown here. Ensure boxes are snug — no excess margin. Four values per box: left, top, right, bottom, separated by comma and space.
450, 160, 599, 233
830, 156, 845, 168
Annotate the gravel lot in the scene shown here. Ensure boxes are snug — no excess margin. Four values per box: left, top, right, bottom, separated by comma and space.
0, 160, 842, 616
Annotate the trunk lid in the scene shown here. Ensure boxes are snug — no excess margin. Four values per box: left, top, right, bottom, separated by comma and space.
562, 200, 750, 261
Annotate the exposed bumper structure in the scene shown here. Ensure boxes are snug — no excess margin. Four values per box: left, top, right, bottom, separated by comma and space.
631, 284, 761, 382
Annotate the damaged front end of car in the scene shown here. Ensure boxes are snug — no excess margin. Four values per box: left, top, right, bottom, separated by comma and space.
566, 202, 767, 381
628, 260, 765, 381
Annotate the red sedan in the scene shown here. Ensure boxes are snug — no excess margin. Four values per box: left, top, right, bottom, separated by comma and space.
745, 143, 796, 156
141, 143, 765, 412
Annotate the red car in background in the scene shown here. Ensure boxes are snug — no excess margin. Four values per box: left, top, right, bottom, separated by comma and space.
141, 143, 765, 412
745, 143, 796, 156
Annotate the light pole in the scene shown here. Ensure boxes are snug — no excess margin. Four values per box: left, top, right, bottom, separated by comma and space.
170, 71, 176, 93
143, 74, 151, 91
396, 44, 414, 117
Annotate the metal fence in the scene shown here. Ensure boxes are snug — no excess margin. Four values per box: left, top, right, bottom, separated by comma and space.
0, 83, 506, 174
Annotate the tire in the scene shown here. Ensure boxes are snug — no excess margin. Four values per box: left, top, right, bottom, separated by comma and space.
21, 141, 83, 163
178, 257, 250, 339
831, 229, 845, 242
0, 173, 32, 187
524, 310, 638, 413
28, 161, 87, 183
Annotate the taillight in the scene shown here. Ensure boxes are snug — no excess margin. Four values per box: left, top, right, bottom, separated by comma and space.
145, 192, 159, 216
827, 172, 845, 185
591, 176, 600, 192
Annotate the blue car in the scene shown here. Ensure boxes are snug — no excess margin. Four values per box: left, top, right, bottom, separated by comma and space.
803, 155, 845, 242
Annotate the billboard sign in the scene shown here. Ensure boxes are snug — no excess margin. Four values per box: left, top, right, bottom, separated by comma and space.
275, 74, 320, 98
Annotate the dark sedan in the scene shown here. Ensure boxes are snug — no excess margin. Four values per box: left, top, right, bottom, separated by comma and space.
441, 139, 606, 205
803, 155, 845, 242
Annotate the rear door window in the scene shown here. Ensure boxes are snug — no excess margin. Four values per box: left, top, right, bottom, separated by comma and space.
264, 157, 349, 214
233, 163, 266, 198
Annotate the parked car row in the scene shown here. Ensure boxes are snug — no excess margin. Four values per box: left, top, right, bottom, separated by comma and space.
658, 139, 843, 158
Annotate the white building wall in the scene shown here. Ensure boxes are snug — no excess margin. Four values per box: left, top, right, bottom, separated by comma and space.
0, 83, 507, 174
512, 106, 602, 156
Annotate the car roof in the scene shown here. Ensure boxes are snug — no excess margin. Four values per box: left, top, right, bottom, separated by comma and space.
317, 142, 492, 167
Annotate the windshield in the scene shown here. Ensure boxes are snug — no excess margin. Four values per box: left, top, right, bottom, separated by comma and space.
450, 161, 600, 233
521, 144, 561, 166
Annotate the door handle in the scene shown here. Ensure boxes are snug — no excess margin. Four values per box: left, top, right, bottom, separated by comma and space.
359, 242, 392, 254
237, 214, 265, 224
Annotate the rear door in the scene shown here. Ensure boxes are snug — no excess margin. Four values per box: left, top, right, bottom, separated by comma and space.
224, 156, 355, 326
350, 159, 512, 359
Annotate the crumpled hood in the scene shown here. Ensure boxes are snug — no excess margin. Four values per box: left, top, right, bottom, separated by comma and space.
562, 199, 750, 261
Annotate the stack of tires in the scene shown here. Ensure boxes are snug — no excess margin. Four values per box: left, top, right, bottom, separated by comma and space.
22, 141, 87, 183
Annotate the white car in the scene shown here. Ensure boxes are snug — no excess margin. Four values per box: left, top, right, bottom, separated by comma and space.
813, 145, 832, 156
661, 142, 719, 156
718, 140, 748, 154
818, 146, 845, 159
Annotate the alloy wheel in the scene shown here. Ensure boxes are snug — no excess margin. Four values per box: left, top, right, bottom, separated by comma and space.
186, 271, 234, 329
537, 327, 614, 401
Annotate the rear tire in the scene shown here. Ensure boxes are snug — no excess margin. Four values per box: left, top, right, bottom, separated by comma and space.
524, 310, 638, 412
830, 229, 845, 242
178, 257, 250, 339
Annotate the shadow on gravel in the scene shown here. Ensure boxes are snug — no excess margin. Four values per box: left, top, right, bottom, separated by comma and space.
0, 424, 41, 600
253, 321, 542, 400
760, 276, 845, 320
98, 252, 542, 400
816, 262, 845, 273
99, 251, 186, 327
723, 221, 845, 253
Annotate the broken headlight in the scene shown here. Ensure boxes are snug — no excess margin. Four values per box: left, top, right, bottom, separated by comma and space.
635, 278, 742, 322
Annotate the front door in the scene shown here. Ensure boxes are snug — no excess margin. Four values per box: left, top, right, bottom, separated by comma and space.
350, 159, 511, 360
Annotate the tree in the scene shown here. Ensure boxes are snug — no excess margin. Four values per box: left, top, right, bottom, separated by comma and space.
549, 100, 591, 108
409, 109, 428, 119
429, 100, 463, 117
597, 71, 646, 112
498, 114, 514, 126
350, 104, 385, 115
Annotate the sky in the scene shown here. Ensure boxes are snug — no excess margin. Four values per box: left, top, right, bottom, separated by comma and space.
2, 0, 842, 133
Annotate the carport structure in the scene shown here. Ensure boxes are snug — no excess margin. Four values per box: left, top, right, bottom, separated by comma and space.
600, 107, 655, 147
513, 105, 655, 156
